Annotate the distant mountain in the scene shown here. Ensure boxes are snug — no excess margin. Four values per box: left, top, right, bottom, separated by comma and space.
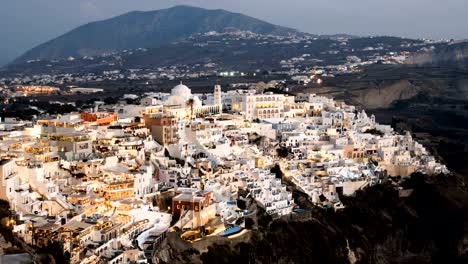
12, 5, 300, 64
407, 41, 468, 68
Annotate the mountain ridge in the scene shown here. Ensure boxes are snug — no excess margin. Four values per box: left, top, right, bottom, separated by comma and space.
12, 5, 300, 64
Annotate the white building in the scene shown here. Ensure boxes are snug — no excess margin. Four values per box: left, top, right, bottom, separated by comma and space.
225, 90, 294, 120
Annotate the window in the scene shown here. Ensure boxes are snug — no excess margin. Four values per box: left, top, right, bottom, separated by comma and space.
78, 143, 89, 150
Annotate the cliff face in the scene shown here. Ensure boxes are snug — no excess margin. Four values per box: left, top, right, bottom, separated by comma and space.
348, 80, 422, 109
301, 65, 468, 110
407, 42, 468, 68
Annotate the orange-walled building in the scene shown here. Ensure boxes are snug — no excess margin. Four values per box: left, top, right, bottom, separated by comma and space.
80, 112, 118, 125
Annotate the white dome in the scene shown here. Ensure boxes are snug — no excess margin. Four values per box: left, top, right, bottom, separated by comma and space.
171, 83, 192, 100
165, 82, 193, 106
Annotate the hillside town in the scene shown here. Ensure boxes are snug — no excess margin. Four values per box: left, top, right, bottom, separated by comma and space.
0, 82, 448, 263
0, 30, 452, 87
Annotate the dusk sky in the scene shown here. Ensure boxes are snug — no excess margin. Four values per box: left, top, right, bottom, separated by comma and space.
1, 0, 467, 65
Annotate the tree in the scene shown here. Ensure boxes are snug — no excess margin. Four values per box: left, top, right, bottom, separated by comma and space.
276, 147, 289, 158
104, 97, 118, 105
245, 218, 254, 229
75, 100, 84, 108
270, 164, 284, 179
0, 200, 14, 243
38, 241, 70, 264
186, 98, 195, 123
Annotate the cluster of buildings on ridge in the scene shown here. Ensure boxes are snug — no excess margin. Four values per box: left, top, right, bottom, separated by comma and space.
0, 82, 448, 263
0, 30, 453, 88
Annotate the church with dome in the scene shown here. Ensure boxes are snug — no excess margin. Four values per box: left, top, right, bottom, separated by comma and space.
163, 82, 222, 119
165, 82, 196, 106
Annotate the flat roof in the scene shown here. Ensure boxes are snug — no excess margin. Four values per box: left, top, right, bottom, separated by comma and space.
62, 220, 93, 231
174, 193, 205, 202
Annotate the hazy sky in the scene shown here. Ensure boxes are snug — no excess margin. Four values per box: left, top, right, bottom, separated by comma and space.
0, 0, 467, 66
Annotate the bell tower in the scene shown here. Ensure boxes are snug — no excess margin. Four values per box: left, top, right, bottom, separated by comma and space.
214, 84, 222, 113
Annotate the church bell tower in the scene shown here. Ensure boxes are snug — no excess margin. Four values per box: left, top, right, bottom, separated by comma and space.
214, 84, 222, 113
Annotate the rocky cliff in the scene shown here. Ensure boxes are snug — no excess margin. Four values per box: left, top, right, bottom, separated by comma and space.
407, 42, 468, 68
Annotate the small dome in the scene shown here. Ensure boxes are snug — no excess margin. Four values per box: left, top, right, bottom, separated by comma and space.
193, 96, 202, 108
